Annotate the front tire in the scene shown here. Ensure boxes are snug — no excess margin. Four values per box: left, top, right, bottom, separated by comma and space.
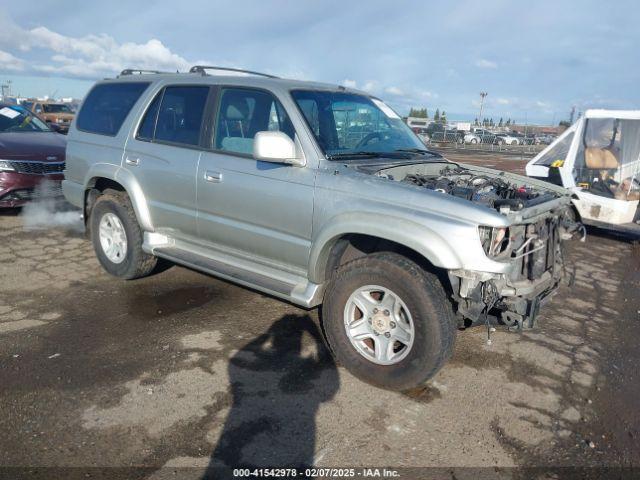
322, 252, 456, 391
90, 190, 157, 279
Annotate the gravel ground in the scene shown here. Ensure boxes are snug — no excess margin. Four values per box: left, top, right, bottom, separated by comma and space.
0, 153, 638, 479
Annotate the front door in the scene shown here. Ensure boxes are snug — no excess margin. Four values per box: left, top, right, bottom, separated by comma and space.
197, 87, 314, 272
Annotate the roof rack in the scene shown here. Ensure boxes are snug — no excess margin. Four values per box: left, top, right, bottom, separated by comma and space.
119, 69, 168, 76
189, 65, 278, 79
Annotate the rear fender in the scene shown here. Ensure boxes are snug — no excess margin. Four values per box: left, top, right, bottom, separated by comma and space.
85, 164, 154, 231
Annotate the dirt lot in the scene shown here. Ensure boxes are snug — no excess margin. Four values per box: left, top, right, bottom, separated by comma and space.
1, 152, 639, 479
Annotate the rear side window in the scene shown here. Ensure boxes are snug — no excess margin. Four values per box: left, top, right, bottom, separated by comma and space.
77, 82, 149, 136
154, 86, 209, 146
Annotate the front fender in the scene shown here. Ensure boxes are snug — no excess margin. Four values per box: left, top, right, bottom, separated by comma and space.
308, 212, 468, 284
84, 164, 154, 231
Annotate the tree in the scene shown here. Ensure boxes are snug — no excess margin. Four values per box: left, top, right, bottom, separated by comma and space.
408, 107, 428, 118
498, 117, 503, 127
506, 118, 511, 126
434, 109, 440, 122
440, 110, 447, 124
559, 120, 571, 127
489, 118, 494, 127
474, 117, 479, 126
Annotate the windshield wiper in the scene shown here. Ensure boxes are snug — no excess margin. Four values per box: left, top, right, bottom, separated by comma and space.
326, 151, 391, 160
394, 148, 439, 156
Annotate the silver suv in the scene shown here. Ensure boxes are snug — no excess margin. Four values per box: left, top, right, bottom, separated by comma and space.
63, 66, 579, 390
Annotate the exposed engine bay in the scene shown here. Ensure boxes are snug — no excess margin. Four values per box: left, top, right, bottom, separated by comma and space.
401, 166, 559, 214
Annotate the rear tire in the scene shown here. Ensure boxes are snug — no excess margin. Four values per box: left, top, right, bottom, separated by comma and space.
89, 190, 157, 279
322, 252, 456, 391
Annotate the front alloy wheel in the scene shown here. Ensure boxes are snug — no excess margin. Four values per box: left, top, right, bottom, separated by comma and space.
344, 285, 414, 365
322, 252, 456, 390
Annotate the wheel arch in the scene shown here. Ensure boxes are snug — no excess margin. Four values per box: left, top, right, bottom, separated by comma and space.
309, 214, 464, 286
83, 166, 153, 231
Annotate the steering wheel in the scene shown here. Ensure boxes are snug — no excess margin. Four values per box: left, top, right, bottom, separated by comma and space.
355, 132, 384, 148
358, 130, 408, 149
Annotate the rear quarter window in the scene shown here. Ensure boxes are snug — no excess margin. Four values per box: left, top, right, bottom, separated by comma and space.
76, 82, 150, 136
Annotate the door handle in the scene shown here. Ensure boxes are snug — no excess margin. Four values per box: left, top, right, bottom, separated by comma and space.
204, 170, 222, 183
125, 157, 140, 166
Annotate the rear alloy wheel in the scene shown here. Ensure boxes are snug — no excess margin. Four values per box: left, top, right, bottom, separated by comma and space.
511, 140, 518, 145
98, 213, 128, 264
90, 190, 158, 279
323, 252, 456, 390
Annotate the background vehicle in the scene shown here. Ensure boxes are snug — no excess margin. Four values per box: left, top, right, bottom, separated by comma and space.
463, 132, 481, 144
29, 102, 75, 133
471, 128, 497, 144
494, 133, 520, 145
63, 67, 579, 390
526, 109, 640, 234
535, 134, 556, 145
0, 104, 66, 207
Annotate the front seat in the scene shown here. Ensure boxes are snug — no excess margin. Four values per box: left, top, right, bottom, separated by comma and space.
584, 147, 619, 170
217, 94, 254, 154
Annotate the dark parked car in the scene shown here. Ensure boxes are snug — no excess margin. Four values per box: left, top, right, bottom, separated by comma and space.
0, 104, 66, 208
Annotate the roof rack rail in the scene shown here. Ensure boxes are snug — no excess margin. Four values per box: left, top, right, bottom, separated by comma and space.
119, 69, 168, 76
189, 65, 278, 79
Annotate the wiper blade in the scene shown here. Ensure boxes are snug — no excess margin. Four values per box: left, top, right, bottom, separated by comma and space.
394, 148, 439, 156
326, 151, 389, 160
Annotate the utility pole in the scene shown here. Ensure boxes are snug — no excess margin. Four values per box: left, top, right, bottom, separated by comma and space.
479, 92, 488, 124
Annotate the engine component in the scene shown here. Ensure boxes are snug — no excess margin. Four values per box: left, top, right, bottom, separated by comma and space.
402, 167, 551, 213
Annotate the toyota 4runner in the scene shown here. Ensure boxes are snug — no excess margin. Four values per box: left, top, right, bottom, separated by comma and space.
63, 66, 580, 390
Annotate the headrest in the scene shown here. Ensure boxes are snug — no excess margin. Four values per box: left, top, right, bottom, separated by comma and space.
223, 95, 249, 120
585, 147, 619, 169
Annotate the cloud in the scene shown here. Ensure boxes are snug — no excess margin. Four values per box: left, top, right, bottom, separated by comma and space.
475, 58, 497, 69
341, 78, 357, 88
361, 81, 377, 92
384, 86, 404, 96
0, 49, 24, 71
497, 98, 511, 105
0, 17, 196, 78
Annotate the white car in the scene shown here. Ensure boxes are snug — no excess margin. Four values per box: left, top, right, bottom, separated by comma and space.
463, 132, 481, 144
496, 134, 520, 145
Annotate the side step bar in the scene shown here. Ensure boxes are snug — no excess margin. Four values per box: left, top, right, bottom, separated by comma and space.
153, 246, 323, 308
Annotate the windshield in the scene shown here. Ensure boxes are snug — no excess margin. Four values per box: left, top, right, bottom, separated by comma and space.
0, 106, 51, 133
535, 131, 574, 166
43, 104, 72, 113
291, 90, 426, 159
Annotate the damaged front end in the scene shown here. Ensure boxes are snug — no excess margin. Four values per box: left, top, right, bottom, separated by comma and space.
371, 161, 583, 332
449, 211, 579, 331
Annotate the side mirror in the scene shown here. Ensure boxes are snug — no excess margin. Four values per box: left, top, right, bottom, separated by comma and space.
253, 131, 304, 166
49, 123, 62, 133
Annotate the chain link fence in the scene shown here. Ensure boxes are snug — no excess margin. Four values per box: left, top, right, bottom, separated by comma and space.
422, 131, 545, 156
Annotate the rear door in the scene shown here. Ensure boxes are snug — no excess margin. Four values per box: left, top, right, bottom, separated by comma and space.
123, 85, 212, 238
196, 87, 314, 272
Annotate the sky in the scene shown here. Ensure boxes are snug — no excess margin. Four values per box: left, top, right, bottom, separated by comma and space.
1, 0, 639, 124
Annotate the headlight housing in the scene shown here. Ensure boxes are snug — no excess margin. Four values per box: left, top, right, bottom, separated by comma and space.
0, 160, 16, 172
479, 226, 509, 257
